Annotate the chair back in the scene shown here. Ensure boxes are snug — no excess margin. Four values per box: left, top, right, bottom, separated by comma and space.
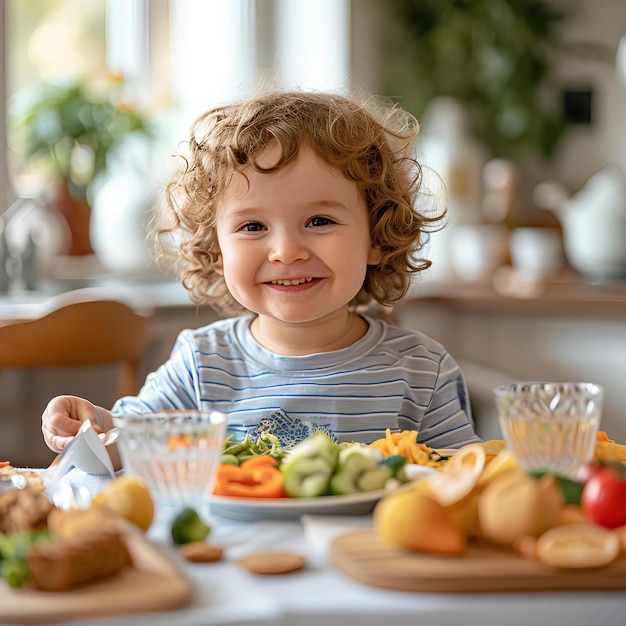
0, 295, 152, 397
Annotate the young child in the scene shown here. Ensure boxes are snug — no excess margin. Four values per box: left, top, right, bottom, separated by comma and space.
41, 91, 481, 462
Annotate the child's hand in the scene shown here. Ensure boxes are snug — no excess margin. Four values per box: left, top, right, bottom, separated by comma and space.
41, 395, 104, 453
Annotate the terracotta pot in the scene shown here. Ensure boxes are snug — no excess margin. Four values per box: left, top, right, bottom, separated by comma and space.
49, 182, 95, 256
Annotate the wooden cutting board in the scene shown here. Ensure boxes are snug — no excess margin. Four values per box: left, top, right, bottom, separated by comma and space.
331, 529, 626, 593
0, 529, 193, 624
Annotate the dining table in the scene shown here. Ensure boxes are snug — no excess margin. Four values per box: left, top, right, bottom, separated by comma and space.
3, 468, 626, 626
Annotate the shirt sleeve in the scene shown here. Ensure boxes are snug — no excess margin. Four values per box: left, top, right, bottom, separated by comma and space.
112, 329, 202, 415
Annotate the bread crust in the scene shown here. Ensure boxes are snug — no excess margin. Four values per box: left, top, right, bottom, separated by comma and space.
26, 528, 133, 591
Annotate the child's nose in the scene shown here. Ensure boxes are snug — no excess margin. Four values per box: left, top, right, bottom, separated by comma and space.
267, 232, 309, 264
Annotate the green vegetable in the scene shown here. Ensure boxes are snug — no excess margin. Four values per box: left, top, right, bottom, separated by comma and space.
1, 559, 30, 588
282, 457, 335, 497
527, 469, 584, 505
170, 507, 212, 545
219, 454, 240, 466
379, 454, 409, 483
284, 431, 339, 468
281, 432, 339, 497
220, 431, 285, 465
0, 528, 50, 588
329, 453, 392, 495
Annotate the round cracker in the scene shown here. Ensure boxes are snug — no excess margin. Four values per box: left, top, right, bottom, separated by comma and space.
179, 542, 225, 563
237, 551, 306, 575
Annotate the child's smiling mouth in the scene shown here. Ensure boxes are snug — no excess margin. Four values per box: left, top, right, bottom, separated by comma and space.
270, 277, 313, 286
265, 277, 321, 291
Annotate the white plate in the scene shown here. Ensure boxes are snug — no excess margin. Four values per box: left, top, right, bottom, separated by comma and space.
209, 465, 437, 522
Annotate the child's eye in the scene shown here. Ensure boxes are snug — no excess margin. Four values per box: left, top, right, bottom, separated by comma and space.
307, 216, 334, 227
240, 222, 265, 232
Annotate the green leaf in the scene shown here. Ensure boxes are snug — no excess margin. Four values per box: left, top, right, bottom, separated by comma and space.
527, 468, 584, 505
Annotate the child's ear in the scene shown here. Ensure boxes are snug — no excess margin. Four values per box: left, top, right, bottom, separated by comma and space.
214, 256, 224, 276
367, 246, 383, 265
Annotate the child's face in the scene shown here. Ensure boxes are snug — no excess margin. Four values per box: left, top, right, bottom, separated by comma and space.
214, 143, 381, 327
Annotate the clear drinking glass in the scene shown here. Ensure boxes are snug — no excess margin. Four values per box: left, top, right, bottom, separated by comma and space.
493, 382, 604, 477
113, 410, 227, 506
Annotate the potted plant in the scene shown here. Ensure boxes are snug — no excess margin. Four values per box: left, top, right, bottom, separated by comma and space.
377, 0, 583, 161
8, 76, 150, 255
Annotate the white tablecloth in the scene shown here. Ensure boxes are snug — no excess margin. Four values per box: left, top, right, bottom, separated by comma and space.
15, 469, 626, 626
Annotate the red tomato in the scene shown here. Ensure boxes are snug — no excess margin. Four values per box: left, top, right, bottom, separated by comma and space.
581, 467, 626, 529
577, 463, 607, 485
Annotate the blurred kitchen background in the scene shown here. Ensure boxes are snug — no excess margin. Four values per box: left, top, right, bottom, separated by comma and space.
1, 0, 625, 466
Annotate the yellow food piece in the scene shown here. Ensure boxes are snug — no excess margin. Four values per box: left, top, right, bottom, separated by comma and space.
423, 444, 486, 506
93, 476, 155, 532
373, 489, 466, 555
478, 439, 506, 456
477, 449, 523, 488
556, 504, 589, 526
478, 472, 562, 547
595, 440, 626, 462
535, 523, 620, 569
369, 429, 449, 467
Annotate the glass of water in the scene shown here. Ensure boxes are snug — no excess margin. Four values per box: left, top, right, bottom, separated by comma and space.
493, 382, 604, 477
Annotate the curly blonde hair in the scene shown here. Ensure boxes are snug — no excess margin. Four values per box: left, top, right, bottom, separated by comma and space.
155, 90, 444, 313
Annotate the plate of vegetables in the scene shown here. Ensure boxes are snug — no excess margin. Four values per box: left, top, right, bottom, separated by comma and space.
209, 431, 436, 521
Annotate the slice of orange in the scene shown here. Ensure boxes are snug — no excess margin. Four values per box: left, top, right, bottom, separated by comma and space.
423, 443, 486, 506
535, 523, 620, 569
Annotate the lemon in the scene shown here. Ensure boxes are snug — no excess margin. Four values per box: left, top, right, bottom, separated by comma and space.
93, 476, 155, 532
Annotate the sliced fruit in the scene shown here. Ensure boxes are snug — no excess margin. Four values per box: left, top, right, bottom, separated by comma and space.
535, 523, 620, 569
477, 449, 522, 487
424, 443, 486, 506
373, 489, 466, 555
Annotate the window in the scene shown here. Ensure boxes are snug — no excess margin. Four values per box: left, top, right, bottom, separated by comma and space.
2, 0, 351, 215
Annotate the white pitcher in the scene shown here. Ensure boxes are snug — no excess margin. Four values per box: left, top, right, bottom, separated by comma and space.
533, 165, 626, 280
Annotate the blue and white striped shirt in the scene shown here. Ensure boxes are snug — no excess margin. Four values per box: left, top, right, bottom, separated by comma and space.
113, 314, 481, 448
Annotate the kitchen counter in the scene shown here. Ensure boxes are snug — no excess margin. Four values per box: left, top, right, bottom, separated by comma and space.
406, 271, 626, 313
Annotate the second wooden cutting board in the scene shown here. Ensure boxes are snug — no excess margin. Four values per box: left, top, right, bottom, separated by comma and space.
0, 529, 193, 624
330, 529, 626, 593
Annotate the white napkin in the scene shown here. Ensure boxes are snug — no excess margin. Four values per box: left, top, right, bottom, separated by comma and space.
44, 420, 115, 484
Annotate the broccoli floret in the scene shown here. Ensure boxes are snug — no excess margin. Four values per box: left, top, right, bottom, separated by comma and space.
170, 507, 211, 545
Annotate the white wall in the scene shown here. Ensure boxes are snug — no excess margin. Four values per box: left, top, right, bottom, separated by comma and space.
536, 0, 626, 191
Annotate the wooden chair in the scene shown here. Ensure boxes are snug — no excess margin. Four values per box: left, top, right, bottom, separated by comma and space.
0, 291, 153, 398
0, 289, 154, 467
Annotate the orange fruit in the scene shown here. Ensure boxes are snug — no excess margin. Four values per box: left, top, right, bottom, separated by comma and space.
373, 489, 466, 555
